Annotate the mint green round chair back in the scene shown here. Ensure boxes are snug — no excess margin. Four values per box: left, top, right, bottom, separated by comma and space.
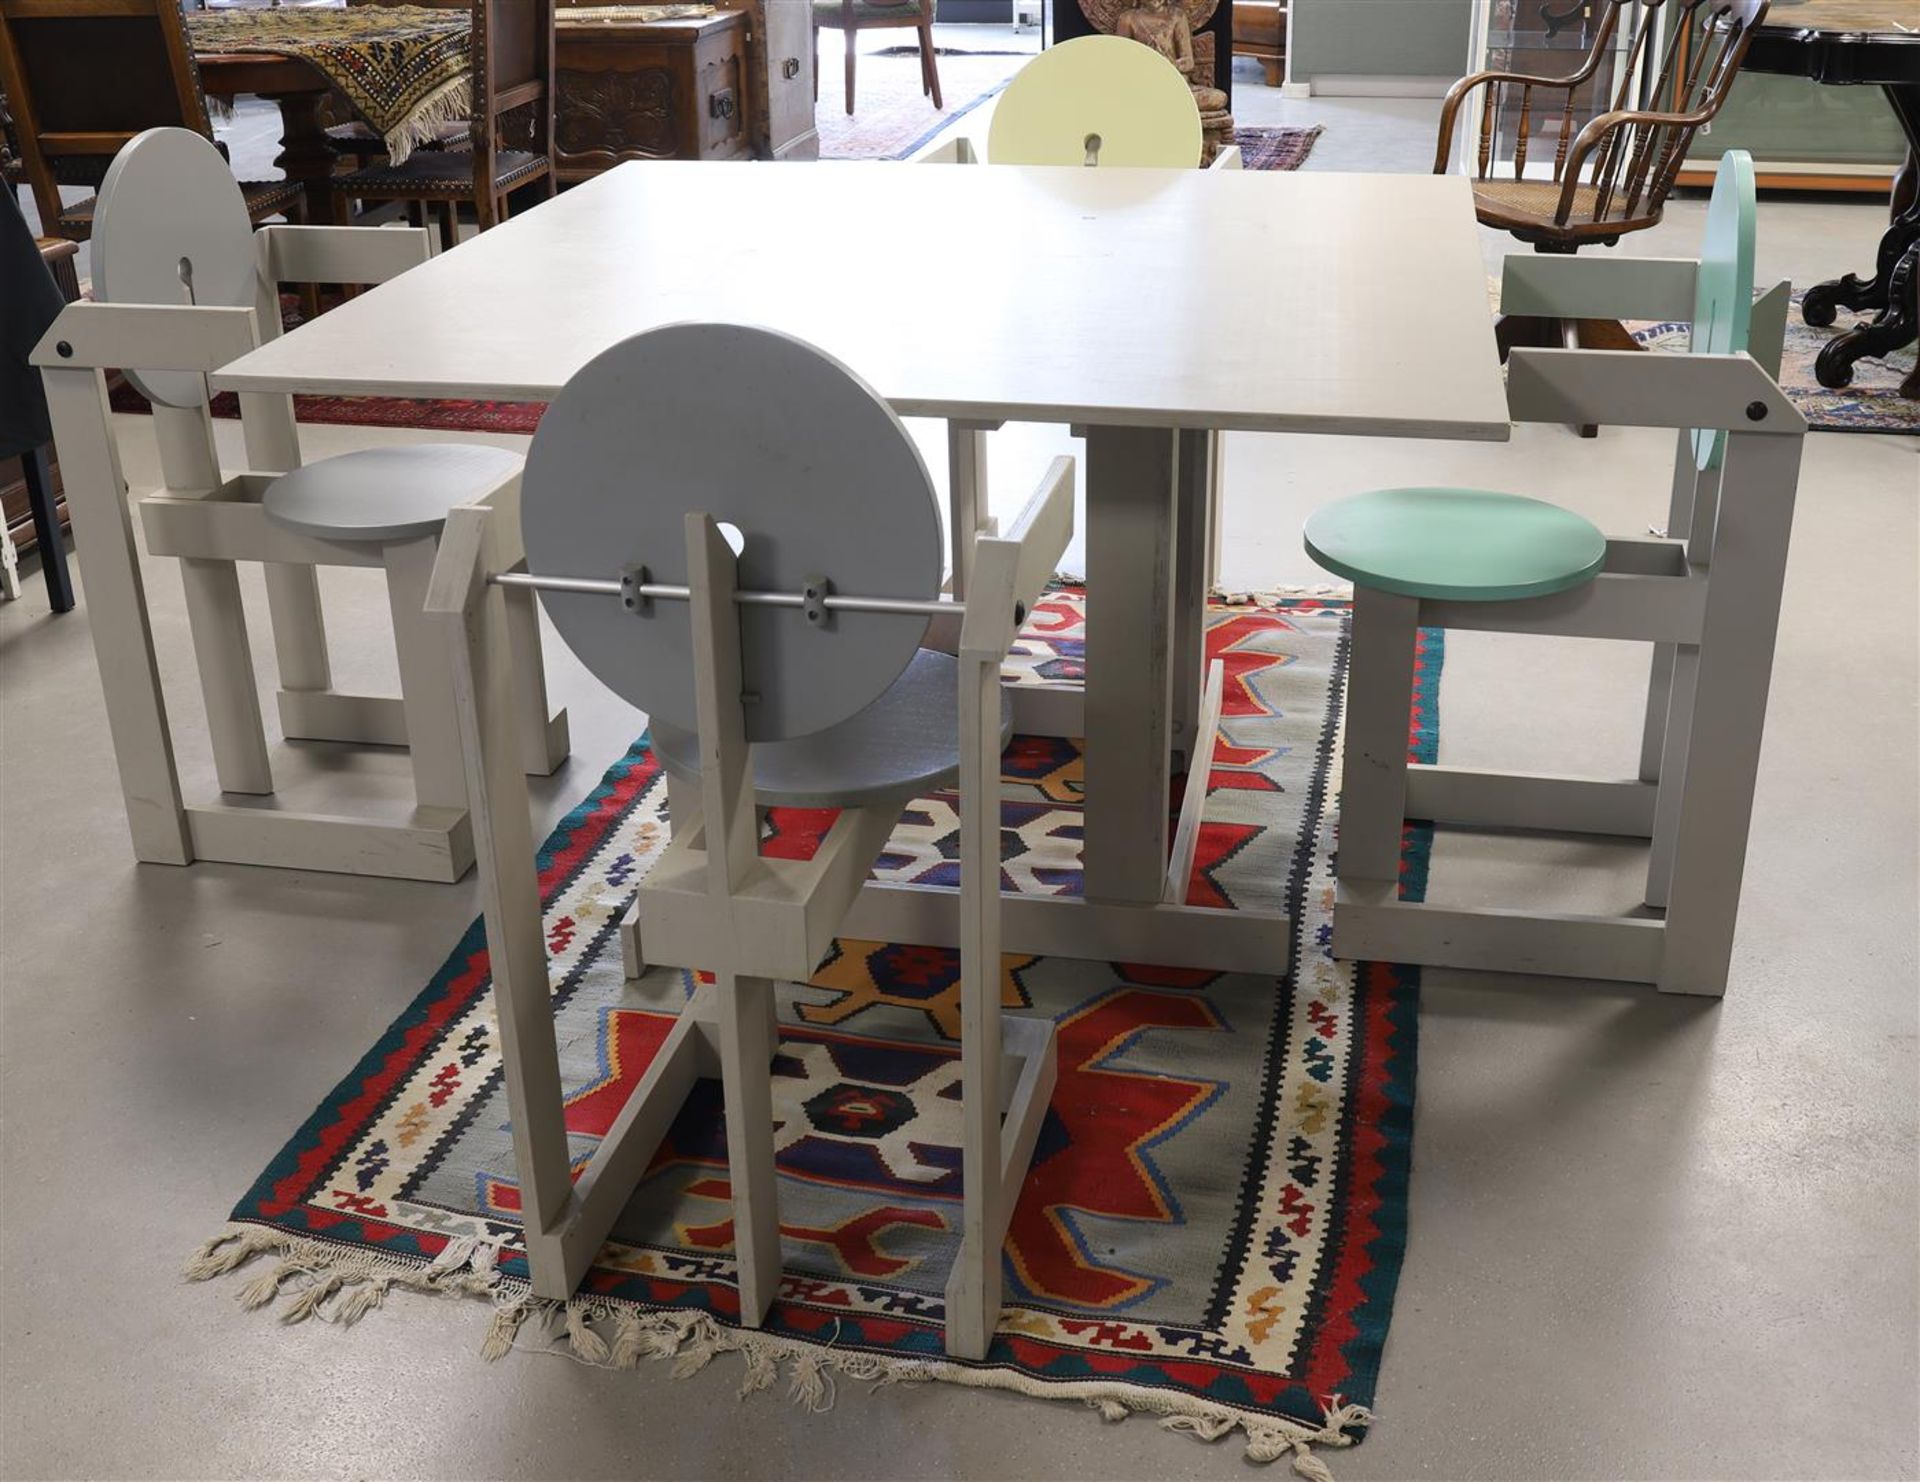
987, 35, 1202, 168
1691, 150, 1757, 473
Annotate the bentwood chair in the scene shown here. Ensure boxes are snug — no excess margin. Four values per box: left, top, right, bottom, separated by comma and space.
1308, 152, 1805, 997
30, 128, 567, 880
1436, 0, 1769, 362
813, 0, 940, 116
0, 0, 303, 242
332, 0, 556, 246
427, 321, 1068, 1360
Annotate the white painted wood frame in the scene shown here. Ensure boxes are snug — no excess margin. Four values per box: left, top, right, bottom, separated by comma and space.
29, 282, 565, 881
211, 162, 1509, 975
487, 461, 1070, 1355
1331, 323, 1804, 997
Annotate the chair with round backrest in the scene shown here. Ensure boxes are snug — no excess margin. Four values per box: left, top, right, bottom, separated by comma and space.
74, 125, 565, 880
1305, 151, 1805, 999
427, 321, 1073, 1360
987, 34, 1203, 168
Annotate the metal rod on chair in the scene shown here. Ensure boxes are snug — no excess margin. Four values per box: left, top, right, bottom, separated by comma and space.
491, 571, 971, 620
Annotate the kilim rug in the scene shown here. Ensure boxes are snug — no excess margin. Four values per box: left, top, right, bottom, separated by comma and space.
1631, 295, 1918, 436
186, 590, 1436, 1474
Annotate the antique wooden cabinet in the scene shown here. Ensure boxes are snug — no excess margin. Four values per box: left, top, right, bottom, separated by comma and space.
554, 8, 755, 173
553, 3, 817, 170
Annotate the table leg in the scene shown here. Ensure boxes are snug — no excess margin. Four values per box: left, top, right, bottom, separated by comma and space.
1170, 428, 1213, 770
1816, 234, 1920, 395
1081, 424, 1178, 905
1801, 85, 1919, 390
263, 90, 338, 228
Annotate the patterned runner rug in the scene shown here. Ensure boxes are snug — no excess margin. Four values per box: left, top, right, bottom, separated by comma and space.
186, 591, 1438, 1474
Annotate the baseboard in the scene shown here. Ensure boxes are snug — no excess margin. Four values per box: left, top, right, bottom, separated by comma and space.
1299, 74, 1453, 98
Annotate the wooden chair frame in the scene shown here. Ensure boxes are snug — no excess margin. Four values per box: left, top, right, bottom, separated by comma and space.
332, 0, 557, 243
30, 223, 567, 880
812, 0, 940, 117
1435, 0, 1769, 247
431, 456, 1073, 1359
0, 0, 303, 240
1331, 256, 1804, 996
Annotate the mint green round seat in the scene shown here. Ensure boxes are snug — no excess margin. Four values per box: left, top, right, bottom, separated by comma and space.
1303, 487, 1607, 602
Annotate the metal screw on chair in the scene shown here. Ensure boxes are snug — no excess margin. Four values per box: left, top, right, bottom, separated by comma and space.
1745, 401, 1767, 421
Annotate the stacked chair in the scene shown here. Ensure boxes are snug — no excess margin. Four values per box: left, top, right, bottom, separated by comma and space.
1308, 152, 1804, 996
29, 128, 566, 880
425, 322, 1071, 1359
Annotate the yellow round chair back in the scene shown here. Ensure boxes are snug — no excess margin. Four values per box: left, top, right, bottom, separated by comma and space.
987, 34, 1203, 168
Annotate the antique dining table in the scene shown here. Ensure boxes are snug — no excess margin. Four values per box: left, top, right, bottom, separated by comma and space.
1741, 0, 1920, 397
190, 3, 471, 228
208, 161, 1510, 972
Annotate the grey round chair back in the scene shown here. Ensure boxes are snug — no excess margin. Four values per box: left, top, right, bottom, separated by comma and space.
520, 322, 944, 744
92, 126, 255, 409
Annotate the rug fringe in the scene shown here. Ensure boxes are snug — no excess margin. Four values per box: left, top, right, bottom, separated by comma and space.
185, 1223, 1371, 1472
381, 78, 471, 164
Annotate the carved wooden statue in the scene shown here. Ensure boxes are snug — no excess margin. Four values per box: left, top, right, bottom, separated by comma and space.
1087, 0, 1233, 161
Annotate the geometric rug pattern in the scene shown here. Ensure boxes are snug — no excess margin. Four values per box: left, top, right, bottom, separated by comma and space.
190, 592, 1439, 1469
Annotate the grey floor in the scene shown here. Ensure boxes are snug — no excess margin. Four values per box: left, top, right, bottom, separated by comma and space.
3, 71, 1918, 1482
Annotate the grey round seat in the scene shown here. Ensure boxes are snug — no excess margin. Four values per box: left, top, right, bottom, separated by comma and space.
262, 444, 523, 542
648, 648, 1013, 809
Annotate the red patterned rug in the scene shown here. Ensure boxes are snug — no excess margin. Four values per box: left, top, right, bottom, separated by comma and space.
185, 591, 1437, 1472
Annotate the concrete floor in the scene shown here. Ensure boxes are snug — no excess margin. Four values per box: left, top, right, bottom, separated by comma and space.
3, 78, 1918, 1482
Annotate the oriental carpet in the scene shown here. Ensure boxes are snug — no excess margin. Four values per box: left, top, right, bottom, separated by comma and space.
186, 590, 1437, 1474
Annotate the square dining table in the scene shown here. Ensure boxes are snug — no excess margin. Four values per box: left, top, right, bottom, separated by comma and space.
212, 160, 1509, 974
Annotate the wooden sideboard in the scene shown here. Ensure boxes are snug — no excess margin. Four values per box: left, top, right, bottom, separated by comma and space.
553, 3, 817, 168
555, 9, 754, 173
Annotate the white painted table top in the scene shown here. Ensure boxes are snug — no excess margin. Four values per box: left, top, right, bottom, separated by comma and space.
213, 162, 1511, 441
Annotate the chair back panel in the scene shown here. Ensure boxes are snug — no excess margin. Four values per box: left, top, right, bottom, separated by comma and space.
1690, 149, 1756, 471
0, 0, 211, 233
988, 35, 1200, 167
520, 323, 942, 745
91, 127, 255, 409
486, 0, 542, 98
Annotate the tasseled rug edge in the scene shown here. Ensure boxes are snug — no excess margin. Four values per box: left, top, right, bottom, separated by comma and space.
184, 1223, 1373, 1478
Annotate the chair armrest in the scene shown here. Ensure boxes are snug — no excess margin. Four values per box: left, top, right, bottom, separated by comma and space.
1549, 105, 1716, 220
959, 454, 1074, 657
1207, 144, 1243, 170
30, 301, 258, 375
426, 504, 494, 618
1507, 348, 1801, 435
256, 223, 435, 287
1500, 255, 1699, 322
1435, 66, 1592, 173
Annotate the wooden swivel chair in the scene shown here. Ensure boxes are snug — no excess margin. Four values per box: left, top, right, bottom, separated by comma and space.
332, 0, 556, 247
0, 0, 303, 241
1309, 153, 1805, 996
31, 128, 566, 879
813, 0, 940, 117
1437, 0, 1769, 363
427, 321, 1070, 1360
